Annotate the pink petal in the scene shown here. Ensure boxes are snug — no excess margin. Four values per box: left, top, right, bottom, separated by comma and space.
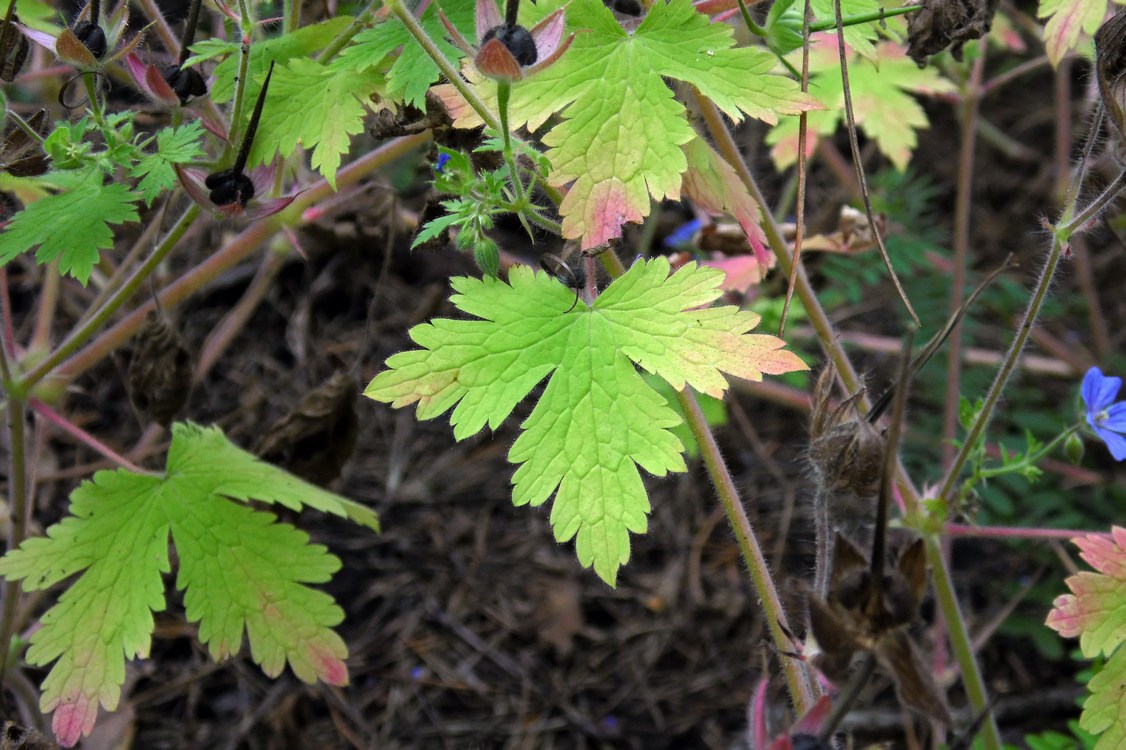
475, 0, 503, 41
243, 193, 297, 221
16, 23, 57, 55
438, 10, 475, 56
526, 31, 573, 77
475, 37, 523, 81
174, 165, 213, 208
530, 8, 566, 57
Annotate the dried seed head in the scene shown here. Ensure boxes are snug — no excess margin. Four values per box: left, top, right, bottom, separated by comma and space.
255, 371, 359, 486
127, 311, 193, 426
808, 366, 886, 496
905, 0, 1000, 66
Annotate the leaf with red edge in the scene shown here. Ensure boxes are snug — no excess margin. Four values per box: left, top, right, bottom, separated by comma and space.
1047, 526, 1126, 750
1039, 0, 1109, 67
0, 423, 377, 746
434, 0, 819, 249
681, 136, 771, 273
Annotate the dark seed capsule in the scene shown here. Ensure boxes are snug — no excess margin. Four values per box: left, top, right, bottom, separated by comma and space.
72, 20, 106, 59
0, 11, 29, 81
205, 168, 255, 208
162, 64, 207, 104
481, 23, 537, 66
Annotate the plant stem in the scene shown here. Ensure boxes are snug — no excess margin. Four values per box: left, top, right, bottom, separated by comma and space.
28, 399, 150, 474
692, 88, 1004, 750
943, 46, 985, 469
225, 3, 254, 162
388, 0, 501, 133
0, 397, 28, 682
18, 204, 201, 394
676, 386, 816, 715
807, 4, 918, 32
52, 134, 430, 382
315, 0, 380, 64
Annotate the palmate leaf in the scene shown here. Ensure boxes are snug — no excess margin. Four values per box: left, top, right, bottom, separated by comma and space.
0, 424, 378, 747
365, 258, 806, 584
1038, 0, 1123, 67
1047, 526, 1126, 750
130, 121, 206, 205
338, 0, 475, 108
766, 35, 956, 172
246, 57, 386, 188
433, 0, 820, 250
0, 182, 139, 284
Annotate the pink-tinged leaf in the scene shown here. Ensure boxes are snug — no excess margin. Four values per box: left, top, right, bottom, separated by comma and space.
1039, 0, 1106, 67
560, 177, 647, 249
1047, 526, 1126, 750
701, 254, 773, 292
681, 136, 771, 271
52, 696, 97, 747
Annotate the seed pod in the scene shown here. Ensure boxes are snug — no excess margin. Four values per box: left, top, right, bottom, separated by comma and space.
0, 0, 29, 82
808, 366, 886, 496
0, 109, 50, 178
127, 311, 193, 427
255, 371, 359, 486
1097, 9, 1126, 143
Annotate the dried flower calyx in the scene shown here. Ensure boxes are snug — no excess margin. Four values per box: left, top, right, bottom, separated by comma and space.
1097, 9, 1126, 143
127, 311, 193, 427
906, 0, 999, 66
807, 533, 952, 725
808, 365, 886, 497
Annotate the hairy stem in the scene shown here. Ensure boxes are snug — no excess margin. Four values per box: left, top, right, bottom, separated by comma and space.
0, 398, 28, 682
676, 387, 816, 715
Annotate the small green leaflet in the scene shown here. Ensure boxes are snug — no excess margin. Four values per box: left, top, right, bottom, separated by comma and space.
365, 258, 806, 584
247, 57, 386, 188
433, 0, 820, 250
766, 35, 956, 172
0, 183, 138, 284
337, 0, 474, 108
130, 121, 206, 205
1047, 526, 1126, 750
0, 423, 378, 748
190, 18, 353, 104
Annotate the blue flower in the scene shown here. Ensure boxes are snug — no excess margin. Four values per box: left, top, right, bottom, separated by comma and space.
435, 152, 452, 174
1082, 367, 1126, 460
663, 218, 703, 248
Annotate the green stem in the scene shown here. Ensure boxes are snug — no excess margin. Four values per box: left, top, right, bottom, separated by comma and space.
315, 0, 380, 64
225, 1, 255, 162
807, 4, 917, 32
691, 88, 1003, 750
496, 81, 529, 211
283, 0, 302, 34
976, 425, 1080, 480
387, 0, 501, 132
677, 387, 815, 715
19, 204, 201, 393
52, 134, 430, 383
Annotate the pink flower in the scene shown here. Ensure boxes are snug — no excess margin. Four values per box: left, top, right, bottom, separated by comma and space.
175, 163, 296, 221
440, 0, 574, 82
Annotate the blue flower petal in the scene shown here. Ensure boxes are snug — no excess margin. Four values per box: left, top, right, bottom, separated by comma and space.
664, 219, 703, 248
1083, 367, 1122, 412
1095, 424, 1126, 461
1103, 401, 1126, 432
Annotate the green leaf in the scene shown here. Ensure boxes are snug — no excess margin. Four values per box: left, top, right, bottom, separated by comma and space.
364, 258, 806, 584
1047, 527, 1126, 750
337, 0, 474, 108
247, 57, 385, 188
766, 35, 956, 171
130, 121, 206, 205
0, 423, 378, 747
0, 183, 139, 284
204, 18, 353, 104
435, 0, 820, 249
